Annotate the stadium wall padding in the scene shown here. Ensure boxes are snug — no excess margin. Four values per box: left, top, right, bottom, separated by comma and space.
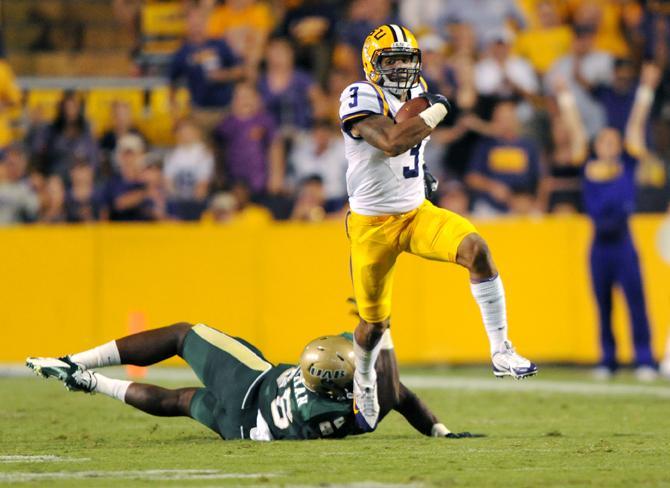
1, 215, 668, 365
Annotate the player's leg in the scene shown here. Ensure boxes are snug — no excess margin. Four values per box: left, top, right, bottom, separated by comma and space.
124, 384, 197, 417
616, 237, 655, 378
347, 211, 402, 430
590, 241, 617, 374
407, 201, 536, 378
27, 322, 194, 387
73, 322, 193, 368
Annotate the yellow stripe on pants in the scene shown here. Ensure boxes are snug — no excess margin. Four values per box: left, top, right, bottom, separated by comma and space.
192, 324, 271, 372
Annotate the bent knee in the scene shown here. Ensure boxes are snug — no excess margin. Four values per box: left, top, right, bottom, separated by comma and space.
457, 234, 495, 276
171, 322, 194, 353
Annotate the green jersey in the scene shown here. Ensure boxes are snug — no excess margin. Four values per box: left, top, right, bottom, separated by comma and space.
257, 364, 354, 440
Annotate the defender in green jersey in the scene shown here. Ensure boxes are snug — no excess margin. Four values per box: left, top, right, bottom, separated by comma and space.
27, 322, 469, 440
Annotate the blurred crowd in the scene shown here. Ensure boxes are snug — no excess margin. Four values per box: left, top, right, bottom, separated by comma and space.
1, 0, 670, 226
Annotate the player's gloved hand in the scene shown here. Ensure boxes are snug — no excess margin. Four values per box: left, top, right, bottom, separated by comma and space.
421, 92, 452, 114
423, 164, 438, 199
445, 432, 485, 439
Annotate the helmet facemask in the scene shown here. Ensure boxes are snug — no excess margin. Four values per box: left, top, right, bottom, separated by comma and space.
372, 48, 422, 96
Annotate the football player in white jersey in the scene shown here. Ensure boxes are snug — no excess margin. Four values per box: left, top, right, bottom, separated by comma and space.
339, 24, 537, 432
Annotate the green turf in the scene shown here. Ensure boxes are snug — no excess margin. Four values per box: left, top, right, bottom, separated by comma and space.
2, 367, 670, 487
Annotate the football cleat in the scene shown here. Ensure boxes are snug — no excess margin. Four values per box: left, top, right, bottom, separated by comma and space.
26, 356, 80, 382
26, 356, 96, 393
63, 369, 97, 393
491, 341, 538, 379
352, 374, 380, 432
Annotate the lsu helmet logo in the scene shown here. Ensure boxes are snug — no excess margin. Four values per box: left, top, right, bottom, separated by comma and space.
362, 24, 421, 94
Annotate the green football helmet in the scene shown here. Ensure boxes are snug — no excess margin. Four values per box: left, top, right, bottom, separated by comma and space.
300, 335, 355, 401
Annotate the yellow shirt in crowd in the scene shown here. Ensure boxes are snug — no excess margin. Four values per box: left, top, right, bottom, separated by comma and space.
206, 2, 274, 39
514, 25, 573, 74
0, 60, 21, 149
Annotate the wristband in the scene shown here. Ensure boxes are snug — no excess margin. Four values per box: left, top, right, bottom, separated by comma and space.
431, 423, 451, 437
419, 104, 448, 129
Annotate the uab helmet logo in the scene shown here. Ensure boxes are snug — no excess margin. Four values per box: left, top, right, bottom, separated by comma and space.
309, 365, 347, 380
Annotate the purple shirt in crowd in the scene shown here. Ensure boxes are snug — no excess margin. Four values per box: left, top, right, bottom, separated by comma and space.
258, 70, 314, 129
215, 112, 278, 194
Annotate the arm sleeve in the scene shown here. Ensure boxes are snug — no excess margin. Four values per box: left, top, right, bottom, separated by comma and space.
339, 82, 389, 135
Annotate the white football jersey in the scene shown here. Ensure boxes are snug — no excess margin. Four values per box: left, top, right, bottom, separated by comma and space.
339, 80, 428, 216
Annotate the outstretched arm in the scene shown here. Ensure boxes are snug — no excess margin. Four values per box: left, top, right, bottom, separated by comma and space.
555, 76, 588, 164
394, 382, 439, 436
625, 63, 661, 156
374, 336, 464, 437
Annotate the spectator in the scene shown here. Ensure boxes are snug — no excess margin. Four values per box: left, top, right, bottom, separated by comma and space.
203, 181, 272, 224
592, 58, 643, 134
0, 146, 39, 225
418, 34, 451, 95
258, 38, 324, 133
65, 161, 97, 222
336, 0, 396, 49
288, 119, 347, 211
164, 118, 214, 220
290, 175, 327, 221
569, 0, 642, 58
514, 0, 574, 75
142, 158, 168, 221
40, 91, 99, 180
277, 0, 339, 85
206, 0, 274, 73
556, 63, 661, 380
545, 24, 614, 138
398, 0, 446, 33
439, 0, 526, 46
40, 175, 67, 223
465, 101, 543, 215
99, 134, 156, 221
0, 48, 21, 154
214, 83, 285, 199
333, 0, 396, 81
474, 28, 539, 118
99, 100, 145, 159
169, 8, 244, 132
538, 111, 583, 213
437, 180, 470, 216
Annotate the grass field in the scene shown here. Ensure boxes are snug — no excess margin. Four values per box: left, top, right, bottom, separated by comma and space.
2, 366, 670, 487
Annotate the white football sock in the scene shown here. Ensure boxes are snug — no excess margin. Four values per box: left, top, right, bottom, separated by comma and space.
353, 335, 384, 384
379, 329, 394, 351
91, 372, 132, 403
70, 341, 121, 369
470, 275, 509, 354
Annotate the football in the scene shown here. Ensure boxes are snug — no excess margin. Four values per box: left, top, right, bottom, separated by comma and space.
394, 96, 430, 123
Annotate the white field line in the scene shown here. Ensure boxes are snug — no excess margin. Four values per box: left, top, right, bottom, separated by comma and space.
0, 470, 276, 483
0, 455, 89, 463
5, 364, 670, 398
401, 375, 670, 399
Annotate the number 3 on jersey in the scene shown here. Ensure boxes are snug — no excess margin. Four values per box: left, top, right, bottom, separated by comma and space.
403, 143, 421, 178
